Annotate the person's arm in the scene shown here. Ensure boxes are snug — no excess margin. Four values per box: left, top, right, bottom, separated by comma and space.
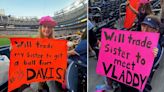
126, 0, 139, 15
68, 49, 79, 56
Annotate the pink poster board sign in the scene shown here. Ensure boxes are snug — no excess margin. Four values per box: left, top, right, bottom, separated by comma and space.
96, 28, 160, 91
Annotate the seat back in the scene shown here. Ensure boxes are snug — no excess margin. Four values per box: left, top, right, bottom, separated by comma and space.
66, 61, 87, 92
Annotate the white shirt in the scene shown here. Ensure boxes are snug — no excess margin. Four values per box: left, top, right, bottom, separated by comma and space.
0, 55, 9, 86
0, 55, 9, 62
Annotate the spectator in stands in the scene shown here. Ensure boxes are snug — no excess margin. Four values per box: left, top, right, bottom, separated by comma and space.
68, 29, 87, 64
67, 29, 87, 92
9, 19, 59, 91
30, 16, 61, 92
141, 15, 161, 64
126, 0, 153, 31
120, 15, 162, 92
38, 16, 56, 39
141, 14, 161, 92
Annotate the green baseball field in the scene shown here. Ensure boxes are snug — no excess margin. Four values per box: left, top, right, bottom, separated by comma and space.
0, 35, 36, 46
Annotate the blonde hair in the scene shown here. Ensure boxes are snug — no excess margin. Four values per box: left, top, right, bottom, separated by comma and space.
38, 26, 54, 39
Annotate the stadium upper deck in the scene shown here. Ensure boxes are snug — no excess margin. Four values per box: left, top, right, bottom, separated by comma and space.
0, 0, 87, 33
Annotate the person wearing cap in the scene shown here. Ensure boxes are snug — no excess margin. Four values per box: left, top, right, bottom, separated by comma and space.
118, 15, 162, 92
30, 16, 62, 92
137, 15, 161, 92
141, 14, 162, 92
126, 0, 153, 31
38, 16, 57, 38
141, 15, 161, 63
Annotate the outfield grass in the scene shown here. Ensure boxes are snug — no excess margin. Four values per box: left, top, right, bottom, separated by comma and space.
0, 38, 10, 46
0, 35, 37, 46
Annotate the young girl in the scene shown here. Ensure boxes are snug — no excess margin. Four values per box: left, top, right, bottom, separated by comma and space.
11, 16, 58, 92
120, 15, 161, 92
126, 0, 153, 31
38, 16, 57, 39
30, 16, 61, 92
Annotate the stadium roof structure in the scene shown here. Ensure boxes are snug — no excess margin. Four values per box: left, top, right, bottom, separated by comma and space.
53, 0, 87, 31
54, 0, 87, 22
